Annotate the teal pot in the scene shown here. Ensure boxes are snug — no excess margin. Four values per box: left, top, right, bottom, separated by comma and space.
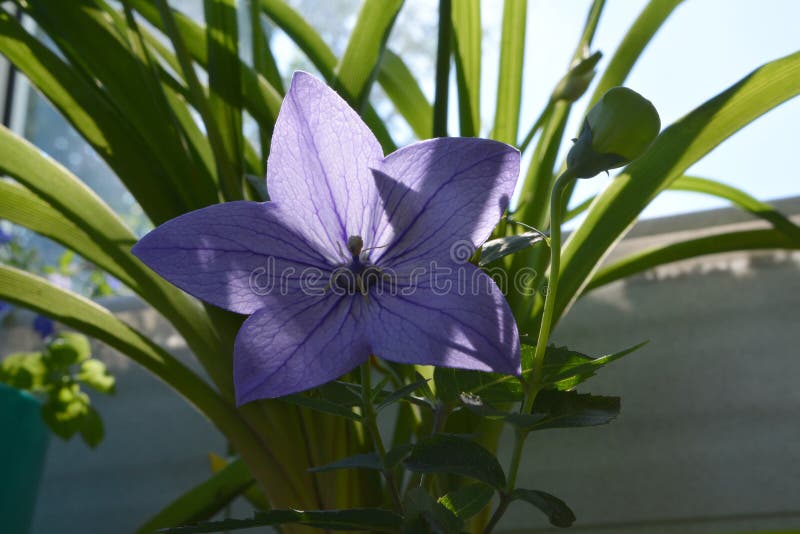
0, 382, 50, 534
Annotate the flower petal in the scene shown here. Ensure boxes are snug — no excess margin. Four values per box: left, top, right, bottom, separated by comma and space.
234, 293, 370, 403
368, 264, 520, 375
132, 201, 332, 315
267, 71, 384, 257
370, 137, 519, 270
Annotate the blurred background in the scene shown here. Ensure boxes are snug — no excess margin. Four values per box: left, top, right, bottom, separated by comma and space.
1, 0, 798, 532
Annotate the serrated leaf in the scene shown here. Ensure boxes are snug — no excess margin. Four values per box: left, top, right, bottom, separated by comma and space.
281, 392, 361, 422
534, 342, 647, 390
76, 359, 116, 394
435, 366, 523, 406
437, 483, 494, 519
47, 332, 91, 367
0, 352, 47, 391
310, 443, 411, 473
403, 434, 506, 490
159, 508, 403, 533
479, 230, 547, 266
511, 488, 575, 528
529, 390, 620, 431
79, 405, 104, 448
403, 487, 463, 534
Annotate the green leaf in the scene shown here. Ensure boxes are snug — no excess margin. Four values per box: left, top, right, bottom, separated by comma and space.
492, 0, 527, 144
333, 0, 404, 111
42, 383, 90, 440
204, 0, 245, 200
535, 342, 647, 390
0, 352, 47, 391
0, 126, 230, 396
451, 0, 481, 136
136, 456, 256, 533
671, 175, 800, 243
510, 488, 576, 528
589, 0, 684, 107
159, 509, 403, 533
0, 10, 185, 223
76, 359, 116, 394
79, 405, 105, 448
479, 230, 547, 266
47, 332, 91, 367
403, 487, 463, 534
376, 378, 430, 411
403, 434, 506, 490
282, 392, 362, 422
0, 265, 245, 439
586, 228, 800, 292
20, 0, 219, 213
529, 390, 620, 431
376, 51, 432, 139
437, 483, 495, 519
308, 452, 382, 473
434, 366, 520, 405
552, 50, 800, 321
432, 0, 452, 137
257, 0, 398, 151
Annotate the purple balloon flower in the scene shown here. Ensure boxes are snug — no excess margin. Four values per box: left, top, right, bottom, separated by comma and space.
133, 72, 521, 404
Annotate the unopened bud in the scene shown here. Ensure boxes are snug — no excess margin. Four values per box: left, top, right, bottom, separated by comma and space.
553, 51, 602, 103
566, 87, 661, 178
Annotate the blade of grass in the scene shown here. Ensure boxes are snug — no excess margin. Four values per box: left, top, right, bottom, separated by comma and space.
204, 0, 245, 200
433, 0, 452, 137
451, 0, 481, 136
377, 50, 432, 139
0, 9, 184, 224
333, 0, 404, 112
492, 0, 527, 145
586, 229, 800, 292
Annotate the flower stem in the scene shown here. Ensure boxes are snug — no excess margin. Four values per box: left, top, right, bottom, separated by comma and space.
484, 170, 575, 533
360, 362, 404, 513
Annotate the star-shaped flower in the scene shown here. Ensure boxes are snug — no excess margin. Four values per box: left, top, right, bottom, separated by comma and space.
133, 72, 521, 405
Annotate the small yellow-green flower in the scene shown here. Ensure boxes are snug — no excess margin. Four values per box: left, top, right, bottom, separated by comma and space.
567, 87, 661, 178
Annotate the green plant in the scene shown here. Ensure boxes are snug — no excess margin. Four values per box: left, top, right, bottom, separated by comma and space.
0, 0, 798, 532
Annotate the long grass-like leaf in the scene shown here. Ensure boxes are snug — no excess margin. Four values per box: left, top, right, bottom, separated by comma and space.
551, 50, 800, 322
588, 0, 683, 107
586, 229, 799, 292
493, 0, 527, 145
432, 0, 452, 137
377, 51, 432, 139
204, 0, 245, 200
136, 457, 255, 533
451, 0, 481, 136
0, 9, 184, 224
19, 0, 219, 211
333, 0, 404, 112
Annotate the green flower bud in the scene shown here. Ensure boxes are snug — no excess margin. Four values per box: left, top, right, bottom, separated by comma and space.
553, 51, 602, 103
566, 86, 661, 178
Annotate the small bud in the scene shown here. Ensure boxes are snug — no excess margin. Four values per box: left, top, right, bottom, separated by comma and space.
553, 51, 602, 103
346, 235, 364, 257
566, 87, 661, 178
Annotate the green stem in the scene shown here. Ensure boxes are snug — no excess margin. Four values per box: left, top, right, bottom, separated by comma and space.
484, 171, 575, 533
360, 362, 403, 513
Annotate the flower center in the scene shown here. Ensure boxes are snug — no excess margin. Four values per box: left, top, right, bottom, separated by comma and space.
331, 235, 385, 295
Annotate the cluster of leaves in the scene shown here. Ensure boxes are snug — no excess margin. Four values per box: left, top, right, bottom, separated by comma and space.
156, 342, 641, 533
0, 332, 115, 447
